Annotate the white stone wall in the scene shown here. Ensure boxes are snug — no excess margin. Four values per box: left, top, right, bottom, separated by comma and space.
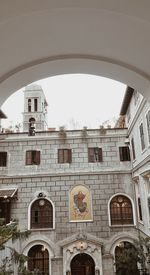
0, 128, 131, 176
125, 91, 150, 236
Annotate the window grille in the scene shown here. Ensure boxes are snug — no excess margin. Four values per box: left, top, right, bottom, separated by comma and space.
26, 151, 40, 165
119, 147, 130, 161
31, 199, 53, 229
88, 147, 103, 162
110, 195, 133, 225
28, 245, 49, 275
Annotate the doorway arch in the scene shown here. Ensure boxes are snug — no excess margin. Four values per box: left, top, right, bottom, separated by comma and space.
71, 253, 95, 275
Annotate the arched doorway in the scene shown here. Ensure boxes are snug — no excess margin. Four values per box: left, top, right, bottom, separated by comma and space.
28, 244, 49, 275
71, 253, 95, 275
115, 241, 140, 275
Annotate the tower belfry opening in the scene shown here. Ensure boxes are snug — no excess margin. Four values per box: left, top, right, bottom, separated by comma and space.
22, 84, 48, 132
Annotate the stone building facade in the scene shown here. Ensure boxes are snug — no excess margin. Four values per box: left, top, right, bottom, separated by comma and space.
1, 85, 149, 275
0, 127, 138, 275
120, 87, 150, 237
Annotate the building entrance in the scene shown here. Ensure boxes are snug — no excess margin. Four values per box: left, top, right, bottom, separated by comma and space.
71, 253, 95, 275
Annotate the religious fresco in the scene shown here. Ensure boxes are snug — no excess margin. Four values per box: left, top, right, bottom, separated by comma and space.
70, 185, 93, 222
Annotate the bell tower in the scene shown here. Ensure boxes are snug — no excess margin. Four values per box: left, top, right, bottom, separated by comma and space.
22, 84, 48, 132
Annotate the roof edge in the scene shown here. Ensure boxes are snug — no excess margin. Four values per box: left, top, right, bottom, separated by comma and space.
120, 87, 134, 115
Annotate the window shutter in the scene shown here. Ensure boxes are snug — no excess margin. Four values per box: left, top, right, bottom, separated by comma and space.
68, 149, 72, 163
131, 138, 136, 160
58, 149, 63, 163
98, 148, 103, 162
88, 148, 94, 162
26, 151, 32, 165
119, 147, 124, 161
126, 147, 130, 161
35, 151, 40, 165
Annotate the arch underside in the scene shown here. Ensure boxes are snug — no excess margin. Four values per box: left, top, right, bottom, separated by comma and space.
0, 1, 150, 104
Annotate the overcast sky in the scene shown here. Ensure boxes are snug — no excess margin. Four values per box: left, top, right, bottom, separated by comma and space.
1, 74, 126, 130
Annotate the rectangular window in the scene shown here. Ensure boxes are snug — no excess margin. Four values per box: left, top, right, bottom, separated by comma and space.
0, 201, 10, 224
34, 98, 38, 112
148, 197, 150, 222
26, 150, 40, 165
138, 197, 143, 221
146, 110, 150, 143
0, 152, 7, 167
127, 108, 131, 123
88, 147, 103, 162
58, 149, 72, 163
119, 146, 130, 161
139, 122, 145, 151
131, 137, 136, 160
28, 99, 31, 112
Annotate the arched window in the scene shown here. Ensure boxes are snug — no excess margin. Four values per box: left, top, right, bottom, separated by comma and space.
31, 199, 53, 229
110, 195, 133, 225
28, 245, 49, 275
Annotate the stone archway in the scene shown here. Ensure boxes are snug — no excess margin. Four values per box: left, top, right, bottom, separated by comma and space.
115, 241, 140, 275
71, 253, 95, 275
0, 2, 150, 105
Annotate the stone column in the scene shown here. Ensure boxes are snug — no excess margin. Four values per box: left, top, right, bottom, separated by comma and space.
102, 254, 115, 275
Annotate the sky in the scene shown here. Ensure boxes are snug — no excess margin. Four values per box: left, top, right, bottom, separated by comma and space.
1, 74, 126, 130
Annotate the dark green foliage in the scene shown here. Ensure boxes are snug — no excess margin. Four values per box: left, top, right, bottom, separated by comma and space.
0, 219, 31, 274
115, 237, 150, 275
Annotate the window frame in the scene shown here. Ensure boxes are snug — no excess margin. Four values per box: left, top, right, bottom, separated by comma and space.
137, 196, 143, 221
88, 147, 103, 163
0, 200, 11, 224
29, 198, 54, 230
146, 110, 150, 144
26, 150, 40, 165
28, 98, 31, 112
109, 194, 134, 226
131, 137, 136, 160
119, 146, 131, 161
58, 149, 72, 164
0, 152, 7, 167
139, 122, 145, 151
34, 98, 38, 112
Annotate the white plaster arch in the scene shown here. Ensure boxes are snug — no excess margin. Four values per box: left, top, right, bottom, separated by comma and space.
108, 193, 136, 227
22, 236, 54, 275
28, 196, 55, 230
1, 1, 150, 105
109, 232, 138, 256
108, 232, 139, 274
65, 242, 103, 275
